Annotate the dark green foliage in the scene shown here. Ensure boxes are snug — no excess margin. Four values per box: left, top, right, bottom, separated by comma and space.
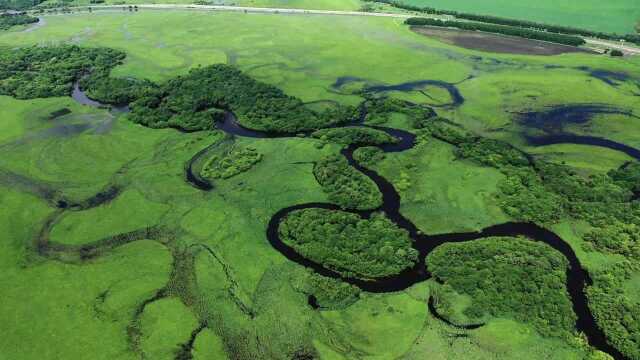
81, 76, 153, 105
587, 261, 640, 360
311, 126, 398, 146
0, 45, 126, 99
301, 272, 360, 310
425, 119, 640, 228
497, 167, 565, 224
365, 97, 436, 129
130, 64, 355, 133
0, 13, 37, 30
609, 162, 640, 194
0, 0, 44, 10
584, 221, 640, 258
418, 119, 471, 144
405, 18, 586, 46
353, 146, 385, 167
427, 237, 575, 338
610, 50, 624, 57
313, 155, 382, 210
456, 138, 530, 168
201, 145, 262, 179
279, 209, 418, 279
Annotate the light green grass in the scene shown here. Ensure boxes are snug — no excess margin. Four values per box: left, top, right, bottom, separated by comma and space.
399, 0, 640, 34
372, 138, 509, 234
140, 298, 199, 359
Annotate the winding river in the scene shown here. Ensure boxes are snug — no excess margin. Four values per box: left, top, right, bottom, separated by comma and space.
68, 85, 630, 359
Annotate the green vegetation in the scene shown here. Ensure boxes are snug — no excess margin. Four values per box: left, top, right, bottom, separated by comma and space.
0, 0, 44, 10
588, 261, 640, 360
0, 13, 37, 30
313, 154, 382, 210
427, 237, 575, 339
353, 146, 385, 167
311, 126, 398, 146
279, 209, 418, 279
295, 271, 361, 310
201, 145, 263, 179
130, 64, 355, 133
405, 18, 586, 46
1, 8, 640, 360
365, 97, 436, 129
387, 0, 640, 34
0, 45, 125, 99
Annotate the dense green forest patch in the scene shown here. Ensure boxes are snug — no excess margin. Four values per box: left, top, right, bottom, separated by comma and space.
353, 146, 385, 167
129, 64, 356, 133
279, 209, 418, 279
311, 126, 398, 146
313, 154, 382, 210
587, 261, 640, 360
427, 237, 575, 339
0, 45, 125, 99
201, 145, 263, 179
0, 13, 37, 30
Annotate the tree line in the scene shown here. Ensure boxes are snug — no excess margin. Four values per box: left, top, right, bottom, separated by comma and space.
405, 17, 586, 47
0, 12, 37, 30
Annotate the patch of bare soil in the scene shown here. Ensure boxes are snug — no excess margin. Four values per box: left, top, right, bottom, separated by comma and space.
411, 26, 591, 56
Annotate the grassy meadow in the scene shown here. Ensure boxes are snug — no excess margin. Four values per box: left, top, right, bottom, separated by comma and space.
398, 0, 640, 34
1, 8, 639, 359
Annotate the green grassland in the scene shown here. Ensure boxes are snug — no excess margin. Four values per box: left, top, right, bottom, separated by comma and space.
397, 0, 640, 34
44, 0, 362, 10
1, 8, 640, 359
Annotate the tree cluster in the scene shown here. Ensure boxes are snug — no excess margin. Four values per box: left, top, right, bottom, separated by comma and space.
296, 271, 361, 310
405, 17, 586, 46
427, 237, 576, 339
587, 261, 640, 360
311, 126, 398, 146
365, 97, 436, 129
353, 146, 385, 167
0, 13, 37, 30
201, 145, 263, 179
279, 209, 418, 279
129, 64, 356, 133
0, 0, 44, 10
0, 45, 126, 99
313, 154, 382, 210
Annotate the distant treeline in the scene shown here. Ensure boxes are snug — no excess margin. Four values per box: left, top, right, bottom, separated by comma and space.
405, 17, 586, 47
0, 0, 44, 10
366, 0, 640, 45
0, 13, 37, 30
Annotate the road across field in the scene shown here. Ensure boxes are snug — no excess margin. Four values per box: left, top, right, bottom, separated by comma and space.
54, 4, 640, 56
